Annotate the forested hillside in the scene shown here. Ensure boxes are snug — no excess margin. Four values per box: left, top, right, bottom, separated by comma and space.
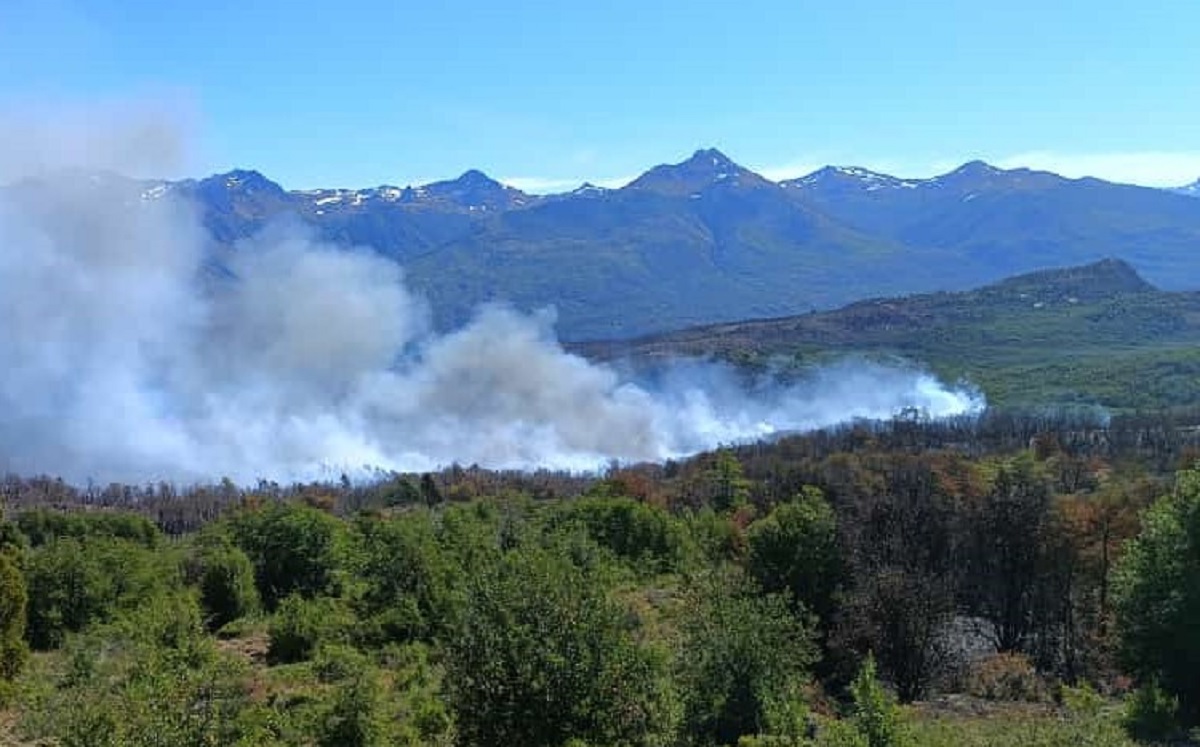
3, 411, 1200, 745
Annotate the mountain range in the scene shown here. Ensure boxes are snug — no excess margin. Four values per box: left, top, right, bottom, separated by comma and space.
18, 150, 1200, 340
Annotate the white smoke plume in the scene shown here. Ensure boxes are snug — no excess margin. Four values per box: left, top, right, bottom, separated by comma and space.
0, 111, 983, 484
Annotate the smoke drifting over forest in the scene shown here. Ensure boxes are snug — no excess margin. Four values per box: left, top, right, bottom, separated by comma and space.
0, 112, 983, 484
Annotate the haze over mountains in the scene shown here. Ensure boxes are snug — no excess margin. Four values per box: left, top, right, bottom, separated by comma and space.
16, 149, 1200, 340
0, 158, 982, 482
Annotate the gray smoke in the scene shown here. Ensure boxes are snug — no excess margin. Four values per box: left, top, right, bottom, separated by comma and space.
0, 115, 983, 484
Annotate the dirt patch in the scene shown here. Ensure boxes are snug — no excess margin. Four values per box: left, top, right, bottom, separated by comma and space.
216, 629, 270, 665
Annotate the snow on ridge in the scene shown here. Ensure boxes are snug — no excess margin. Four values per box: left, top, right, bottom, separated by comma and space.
788, 166, 922, 190
571, 183, 609, 197
140, 184, 170, 200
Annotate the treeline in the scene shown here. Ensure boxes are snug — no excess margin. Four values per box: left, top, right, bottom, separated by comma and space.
4, 408, 1200, 529
3, 412, 1200, 744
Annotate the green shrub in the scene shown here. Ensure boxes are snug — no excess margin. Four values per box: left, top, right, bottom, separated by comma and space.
19, 595, 267, 747
352, 513, 460, 645
0, 520, 28, 556
686, 508, 746, 566
1123, 680, 1179, 742
313, 643, 369, 684
747, 487, 841, 626
123, 592, 210, 654
190, 540, 260, 630
814, 720, 871, 747
445, 544, 674, 747
849, 654, 906, 747
676, 570, 816, 746
1113, 466, 1200, 724
317, 667, 389, 747
267, 594, 354, 664
0, 552, 28, 681
23, 537, 177, 649
376, 642, 455, 745
546, 496, 687, 574
16, 508, 161, 548
227, 502, 350, 610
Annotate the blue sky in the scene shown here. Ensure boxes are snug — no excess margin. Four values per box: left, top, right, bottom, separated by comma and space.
2, 0, 1198, 190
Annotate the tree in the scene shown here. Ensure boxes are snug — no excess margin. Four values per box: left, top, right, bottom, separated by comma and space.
691, 449, 751, 513
835, 456, 959, 701
378, 477, 421, 507
837, 566, 954, 703
1114, 466, 1200, 725
16, 508, 160, 549
962, 454, 1056, 653
1053, 479, 1147, 680
444, 545, 672, 747
419, 474, 442, 508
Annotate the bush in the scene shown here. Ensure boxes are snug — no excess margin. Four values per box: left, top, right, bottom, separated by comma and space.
267, 594, 354, 664
849, 654, 906, 747
19, 597, 268, 747
116, 592, 209, 655
23, 537, 176, 649
815, 721, 872, 747
190, 540, 260, 631
546, 496, 687, 574
0, 552, 28, 681
374, 642, 455, 745
0, 520, 27, 556
227, 502, 350, 610
445, 545, 674, 747
747, 487, 841, 627
352, 513, 459, 645
317, 667, 389, 747
313, 643, 369, 684
964, 653, 1047, 703
16, 508, 161, 548
676, 571, 816, 745
1123, 680, 1180, 742
686, 508, 746, 566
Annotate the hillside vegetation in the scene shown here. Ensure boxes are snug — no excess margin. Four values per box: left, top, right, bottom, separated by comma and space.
578, 259, 1200, 411
4, 413, 1200, 745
